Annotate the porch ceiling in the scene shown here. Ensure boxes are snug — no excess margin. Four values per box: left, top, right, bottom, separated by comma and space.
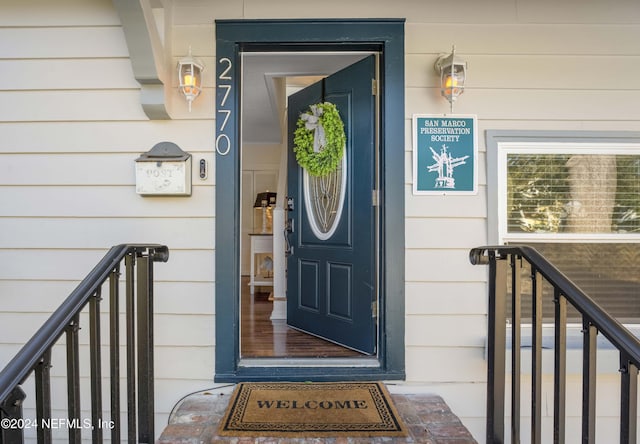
242, 52, 370, 145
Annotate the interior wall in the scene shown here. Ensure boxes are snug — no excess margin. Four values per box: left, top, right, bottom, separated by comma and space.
241, 143, 280, 274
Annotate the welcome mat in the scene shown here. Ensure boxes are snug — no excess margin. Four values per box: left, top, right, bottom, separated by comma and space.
218, 381, 407, 437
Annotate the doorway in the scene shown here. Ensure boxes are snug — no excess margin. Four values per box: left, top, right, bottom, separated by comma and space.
215, 19, 405, 382
240, 52, 378, 359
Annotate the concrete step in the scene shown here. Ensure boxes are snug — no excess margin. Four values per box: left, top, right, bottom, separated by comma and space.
158, 385, 478, 443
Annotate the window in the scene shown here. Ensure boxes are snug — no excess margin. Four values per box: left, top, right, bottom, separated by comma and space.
499, 143, 640, 242
488, 134, 640, 322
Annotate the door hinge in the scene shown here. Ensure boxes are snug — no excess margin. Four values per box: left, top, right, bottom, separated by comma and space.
371, 300, 378, 318
371, 79, 378, 96
372, 189, 380, 207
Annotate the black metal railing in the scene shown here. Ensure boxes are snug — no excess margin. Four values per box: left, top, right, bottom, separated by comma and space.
470, 245, 640, 444
0, 244, 169, 444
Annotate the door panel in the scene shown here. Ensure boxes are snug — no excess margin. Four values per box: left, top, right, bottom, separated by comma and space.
287, 55, 376, 355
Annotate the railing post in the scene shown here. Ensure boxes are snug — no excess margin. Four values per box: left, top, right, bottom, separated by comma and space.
553, 290, 567, 444
109, 266, 122, 444
89, 289, 103, 443
620, 354, 638, 444
0, 386, 26, 444
34, 350, 52, 444
510, 255, 522, 444
137, 254, 154, 444
582, 319, 597, 444
531, 269, 543, 444
66, 314, 81, 444
486, 251, 507, 444
125, 253, 137, 444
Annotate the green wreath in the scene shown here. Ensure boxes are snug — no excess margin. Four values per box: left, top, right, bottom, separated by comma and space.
293, 102, 346, 177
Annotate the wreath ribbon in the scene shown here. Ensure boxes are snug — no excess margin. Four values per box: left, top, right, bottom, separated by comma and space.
299, 105, 326, 153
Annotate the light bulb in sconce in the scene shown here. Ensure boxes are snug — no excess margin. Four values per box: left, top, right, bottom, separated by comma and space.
434, 45, 467, 112
177, 46, 205, 112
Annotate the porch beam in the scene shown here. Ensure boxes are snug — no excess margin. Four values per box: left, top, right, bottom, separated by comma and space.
111, 0, 170, 120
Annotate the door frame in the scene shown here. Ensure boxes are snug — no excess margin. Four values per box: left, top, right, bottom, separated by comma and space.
214, 19, 405, 382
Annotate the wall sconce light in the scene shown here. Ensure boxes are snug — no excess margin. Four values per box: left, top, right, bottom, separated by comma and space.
177, 47, 205, 112
434, 45, 467, 112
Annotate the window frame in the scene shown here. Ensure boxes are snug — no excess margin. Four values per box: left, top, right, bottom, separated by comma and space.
486, 130, 640, 246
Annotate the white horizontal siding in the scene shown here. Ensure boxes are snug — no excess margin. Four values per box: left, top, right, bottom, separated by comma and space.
155, 282, 215, 315
406, 249, 486, 282
2, 154, 145, 185
0, 281, 214, 315
0, 186, 215, 217
0, 59, 138, 91
172, 24, 216, 56
0, 121, 215, 153
405, 185, 489, 218
0, 27, 128, 59
1, 338, 213, 379
0, 250, 213, 282
476, 118, 640, 132
0, 0, 119, 26
177, 0, 516, 24
0, 310, 214, 361
405, 282, 486, 315
155, 314, 214, 347
405, 315, 486, 347
509, 1, 640, 24
0, 218, 214, 249
174, 0, 640, 25
406, 53, 640, 90
406, 88, 640, 121
406, 23, 640, 55
0, 281, 79, 312
405, 218, 486, 248
0, 91, 148, 122
0, 314, 52, 345
155, 346, 216, 380
405, 347, 487, 383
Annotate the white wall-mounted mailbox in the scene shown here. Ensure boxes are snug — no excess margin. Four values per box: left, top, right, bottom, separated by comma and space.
135, 142, 192, 196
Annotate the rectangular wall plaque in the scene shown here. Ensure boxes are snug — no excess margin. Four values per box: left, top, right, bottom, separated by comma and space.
412, 114, 477, 195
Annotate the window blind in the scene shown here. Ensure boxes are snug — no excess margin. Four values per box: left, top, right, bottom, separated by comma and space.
506, 243, 640, 322
507, 154, 640, 235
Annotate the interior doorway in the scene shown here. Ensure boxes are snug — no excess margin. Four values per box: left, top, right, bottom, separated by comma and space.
239, 51, 377, 359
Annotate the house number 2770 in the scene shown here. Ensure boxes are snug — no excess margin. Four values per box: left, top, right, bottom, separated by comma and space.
216, 57, 232, 156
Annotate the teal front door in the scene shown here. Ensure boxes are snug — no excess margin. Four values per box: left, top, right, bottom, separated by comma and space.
286, 55, 377, 355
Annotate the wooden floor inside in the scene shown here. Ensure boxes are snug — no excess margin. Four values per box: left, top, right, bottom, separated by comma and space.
240, 278, 361, 358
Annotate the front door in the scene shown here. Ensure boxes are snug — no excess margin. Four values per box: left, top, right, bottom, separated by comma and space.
286, 55, 377, 355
